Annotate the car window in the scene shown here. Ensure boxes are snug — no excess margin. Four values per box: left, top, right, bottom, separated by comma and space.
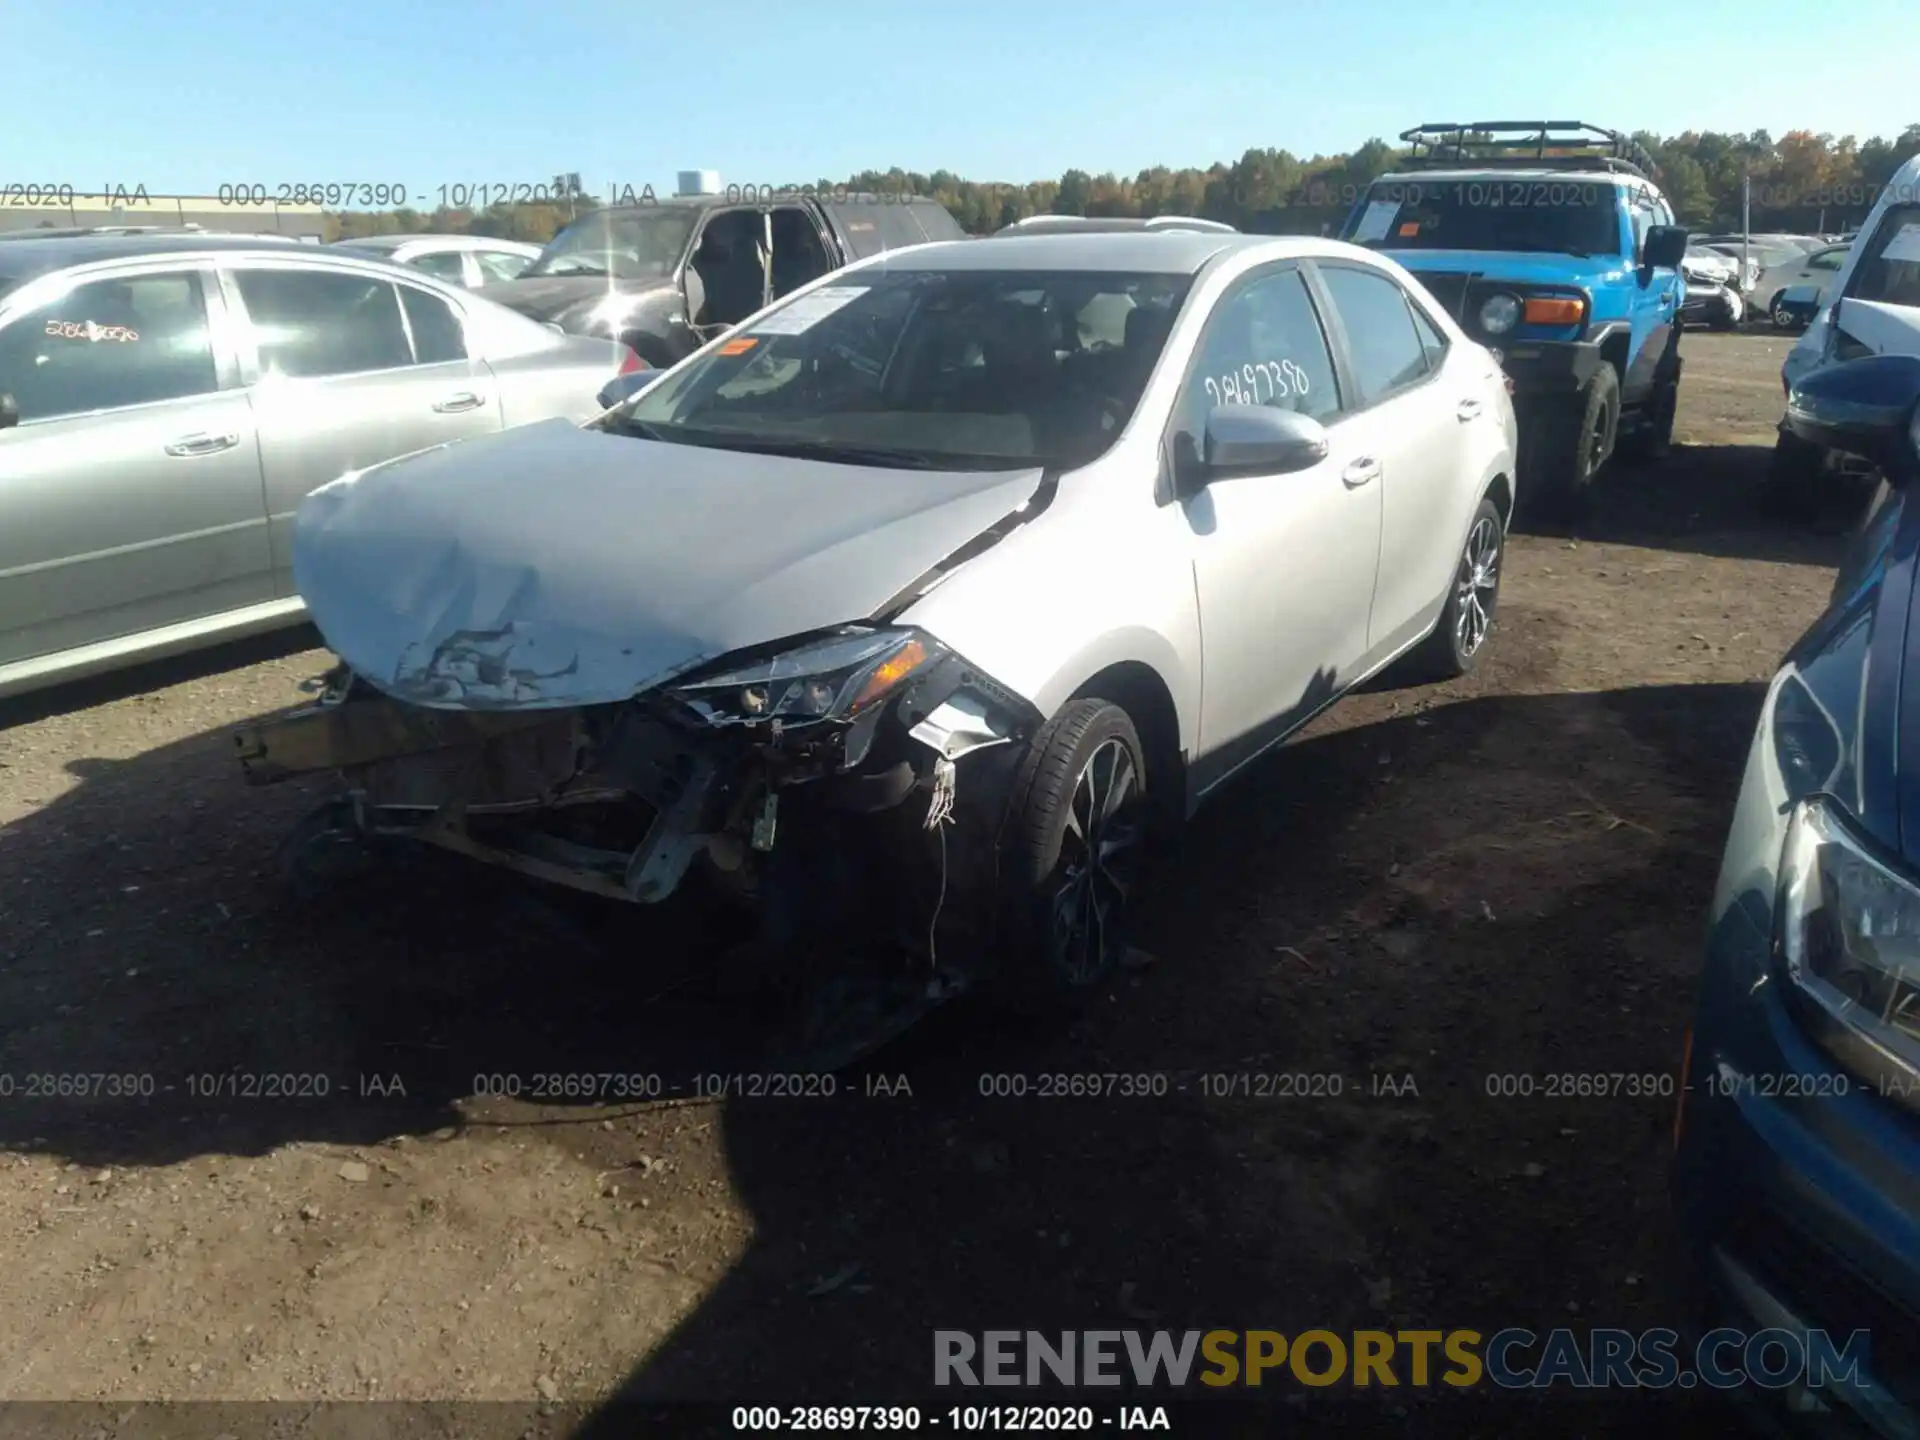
399, 285, 467, 363
1179, 267, 1340, 431
1629, 198, 1656, 259
836, 210, 886, 260
1408, 301, 1448, 372
0, 270, 218, 422
408, 250, 468, 284
1811, 248, 1844, 271
474, 250, 529, 283
1318, 265, 1431, 406
234, 268, 413, 378
1847, 205, 1920, 309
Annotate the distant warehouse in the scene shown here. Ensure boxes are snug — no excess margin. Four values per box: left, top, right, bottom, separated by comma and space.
0, 189, 326, 240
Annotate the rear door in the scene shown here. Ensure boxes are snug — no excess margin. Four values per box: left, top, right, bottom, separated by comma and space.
223, 262, 504, 595
0, 264, 272, 668
1312, 260, 1483, 659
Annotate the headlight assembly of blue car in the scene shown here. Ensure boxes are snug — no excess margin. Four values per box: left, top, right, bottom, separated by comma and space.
667, 627, 949, 727
1775, 794, 1920, 1107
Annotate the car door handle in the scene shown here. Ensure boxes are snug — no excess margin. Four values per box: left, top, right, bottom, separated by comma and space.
432, 391, 485, 413
164, 431, 240, 457
1456, 397, 1482, 421
1342, 457, 1381, 487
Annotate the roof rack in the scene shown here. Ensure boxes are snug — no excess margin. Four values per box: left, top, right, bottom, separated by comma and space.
1396, 122, 1657, 182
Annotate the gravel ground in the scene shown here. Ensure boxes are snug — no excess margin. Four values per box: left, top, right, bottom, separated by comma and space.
0, 331, 1853, 1434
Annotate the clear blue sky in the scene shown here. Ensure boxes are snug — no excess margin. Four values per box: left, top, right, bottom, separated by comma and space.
3, 0, 1912, 200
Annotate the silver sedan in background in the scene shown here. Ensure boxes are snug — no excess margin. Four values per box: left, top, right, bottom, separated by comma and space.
327, 233, 541, 289
0, 234, 643, 697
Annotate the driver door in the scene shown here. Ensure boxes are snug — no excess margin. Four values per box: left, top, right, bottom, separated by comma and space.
1173, 263, 1383, 796
686, 207, 771, 341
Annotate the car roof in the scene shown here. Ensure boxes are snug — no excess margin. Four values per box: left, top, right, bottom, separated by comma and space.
0, 231, 314, 281
334, 233, 535, 251
868, 231, 1331, 274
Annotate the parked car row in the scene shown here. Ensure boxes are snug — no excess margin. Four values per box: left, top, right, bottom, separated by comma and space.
0, 231, 642, 696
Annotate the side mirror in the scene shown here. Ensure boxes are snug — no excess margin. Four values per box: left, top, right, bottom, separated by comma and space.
1642, 225, 1689, 271
0, 393, 16, 430
596, 368, 660, 410
1202, 404, 1330, 477
1785, 353, 1920, 480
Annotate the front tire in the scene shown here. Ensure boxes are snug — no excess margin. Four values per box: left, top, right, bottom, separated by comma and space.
1519, 364, 1619, 521
997, 699, 1148, 1007
1770, 293, 1797, 330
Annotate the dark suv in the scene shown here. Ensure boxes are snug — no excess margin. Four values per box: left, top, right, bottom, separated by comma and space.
479, 190, 967, 367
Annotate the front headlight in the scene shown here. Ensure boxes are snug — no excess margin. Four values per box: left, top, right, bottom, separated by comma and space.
667, 627, 947, 727
1775, 795, 1920, 1105
1479, 293, 1521, 335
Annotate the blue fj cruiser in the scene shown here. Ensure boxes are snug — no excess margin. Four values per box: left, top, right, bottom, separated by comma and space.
1340, 122, 1690, 514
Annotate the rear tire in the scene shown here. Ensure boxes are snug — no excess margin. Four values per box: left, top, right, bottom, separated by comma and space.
995, 699, 1147, 1010
1618, 354, 1679, 465
1520, 364, 1619, 521
1395, 496, 1505, 683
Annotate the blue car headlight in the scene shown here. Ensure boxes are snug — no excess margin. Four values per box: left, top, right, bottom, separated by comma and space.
1775, 795, 1920, 1105
667, 627, 948, 728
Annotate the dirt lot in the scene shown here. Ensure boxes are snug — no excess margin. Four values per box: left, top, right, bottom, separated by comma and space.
0, 331, 1855, 1434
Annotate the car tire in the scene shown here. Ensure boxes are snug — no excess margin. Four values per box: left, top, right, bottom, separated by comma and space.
1760, 429, 1827, 520
995, 698, 1148, 1009
1770, 293, 1796, 330
276, 798, 382, 902
1520, 363, 1619, 521
1617, 352, 1680, 465
1395, 496, 1505, 684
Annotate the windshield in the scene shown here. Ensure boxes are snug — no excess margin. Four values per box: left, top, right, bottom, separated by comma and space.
1343, 179, 1623, 257
619, 267, 1195, 470
1847, 204, 1920, 309
523, 209, 699, 280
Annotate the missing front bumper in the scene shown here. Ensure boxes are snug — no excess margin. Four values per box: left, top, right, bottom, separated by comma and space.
238, 673, 998, 911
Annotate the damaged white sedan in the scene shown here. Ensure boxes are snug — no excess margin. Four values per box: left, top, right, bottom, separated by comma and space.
236, 231, 1517, 1004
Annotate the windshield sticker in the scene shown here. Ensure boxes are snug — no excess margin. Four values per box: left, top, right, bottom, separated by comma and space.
1881, 223, 1920, 264
718, 337, 759, 356
1351, 198, 1401, 243
1205, 358, 1312, 409
1397, 221, 1420, 237
45, 319, 139, 342
751, 286, 868, 335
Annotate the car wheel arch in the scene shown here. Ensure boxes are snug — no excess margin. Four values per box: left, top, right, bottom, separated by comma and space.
1064, 660, 1186, 831
1484, 470, 1515, 529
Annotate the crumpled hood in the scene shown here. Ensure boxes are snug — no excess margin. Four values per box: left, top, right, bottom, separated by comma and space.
476, 276, 671, 326
292, 420, 1043, 710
